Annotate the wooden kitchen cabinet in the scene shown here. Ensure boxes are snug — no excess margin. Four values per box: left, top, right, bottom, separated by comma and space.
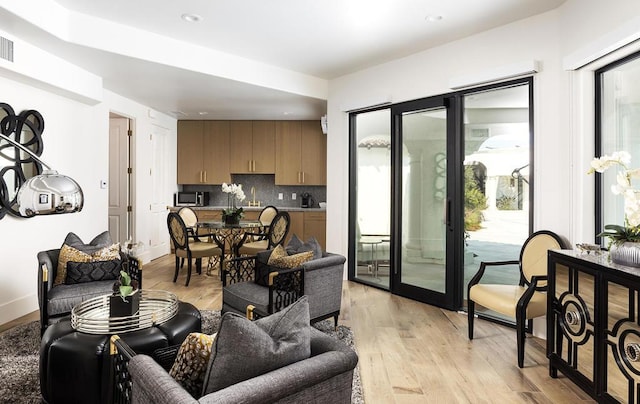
286, 211, 304, 246
275, 120, 326, 185
229, 120, 275, 174
177, 121, 230, 184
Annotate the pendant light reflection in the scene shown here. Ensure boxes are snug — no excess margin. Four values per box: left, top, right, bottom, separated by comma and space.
0, 132, 83, 217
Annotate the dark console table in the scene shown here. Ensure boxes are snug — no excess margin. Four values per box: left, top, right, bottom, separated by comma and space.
548, 249, 640, 403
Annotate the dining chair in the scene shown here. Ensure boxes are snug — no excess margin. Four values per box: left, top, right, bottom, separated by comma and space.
167, 212, 223, 286
258, 205, 278, 227
177, 207, 199, 268
467, 230, 565, 368
235, 211, 291, 256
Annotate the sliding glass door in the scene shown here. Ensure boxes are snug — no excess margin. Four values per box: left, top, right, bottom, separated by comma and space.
349, 78, 533, 313
351, 108, 392, 288
392, 96, 458, 307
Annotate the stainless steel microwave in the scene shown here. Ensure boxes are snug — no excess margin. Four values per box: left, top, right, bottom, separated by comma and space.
174, 191, 209, 207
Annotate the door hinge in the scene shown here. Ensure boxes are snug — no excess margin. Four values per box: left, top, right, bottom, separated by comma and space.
127, 129, 133, 137
127, 206, 132, 212
149, 133, 153, 141
127, 167, 132, 174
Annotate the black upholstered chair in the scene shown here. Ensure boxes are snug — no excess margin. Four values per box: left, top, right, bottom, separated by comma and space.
37, 231, 141, 335
167, 212, 223, 286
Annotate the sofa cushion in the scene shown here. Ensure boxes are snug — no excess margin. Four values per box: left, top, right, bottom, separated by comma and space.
201, 296, 311, 395
223, 281, 270, 315
286, 234, 322, 259
54, 231, 117, 285
65, 259, 122, 284
169, 332, 217, 398
46, 280, 116, 316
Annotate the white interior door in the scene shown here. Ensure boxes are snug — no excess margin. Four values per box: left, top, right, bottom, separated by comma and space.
109, 117, 130, 243
149, 125, 170, 259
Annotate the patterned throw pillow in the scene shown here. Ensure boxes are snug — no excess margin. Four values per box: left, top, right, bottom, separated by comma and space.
65, 259, 122, 284
169, 332, 217, 398
55, 243, 121, 285
269, 250, 314, 269
267, 244, 287, 265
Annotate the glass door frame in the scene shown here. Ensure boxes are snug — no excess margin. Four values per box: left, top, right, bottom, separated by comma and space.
389, 94, 463, 310
347, 77, 534, 313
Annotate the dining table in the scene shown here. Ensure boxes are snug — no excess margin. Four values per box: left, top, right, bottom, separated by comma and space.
195, 219, 264, 275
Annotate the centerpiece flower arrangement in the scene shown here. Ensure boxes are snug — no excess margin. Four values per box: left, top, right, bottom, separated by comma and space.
221, 182, 246, 225
588, 151, 640, 266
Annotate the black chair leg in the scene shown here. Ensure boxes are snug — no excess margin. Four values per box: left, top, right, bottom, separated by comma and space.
173, 257, 180, 283
196, 258, 202, 275
333, 314, 339, 330
468, 300, 475, 340
180, 258, 185, 268
516, 313, 526, 368
186, 258, 192, 287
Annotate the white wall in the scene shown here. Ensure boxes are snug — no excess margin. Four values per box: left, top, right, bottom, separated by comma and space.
325, 0, 640, 336
326, 10, 566, 257
0, 42, 176, 326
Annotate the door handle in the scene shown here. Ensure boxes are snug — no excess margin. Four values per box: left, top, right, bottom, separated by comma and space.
204, 171, 207, 183
446, 198, 452, 229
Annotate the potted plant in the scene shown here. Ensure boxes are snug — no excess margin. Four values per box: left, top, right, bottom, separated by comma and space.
221, 182, 246, 225
589, 151, 640, 266
109, 270, 140, 317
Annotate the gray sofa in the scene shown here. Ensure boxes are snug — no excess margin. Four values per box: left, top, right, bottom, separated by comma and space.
222, 251, 346, 325
125, 326, 357, 404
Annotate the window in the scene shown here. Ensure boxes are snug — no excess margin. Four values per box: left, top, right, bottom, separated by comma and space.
596, 51, 640, 239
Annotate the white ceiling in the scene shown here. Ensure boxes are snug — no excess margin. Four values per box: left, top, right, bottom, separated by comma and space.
1, 0, 566, 120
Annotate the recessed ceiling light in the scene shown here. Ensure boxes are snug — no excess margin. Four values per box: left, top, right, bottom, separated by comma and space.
198, 111, 209, 115
181, 13, 202, 23
425, 15, 443, 22
283, 112, 291, 116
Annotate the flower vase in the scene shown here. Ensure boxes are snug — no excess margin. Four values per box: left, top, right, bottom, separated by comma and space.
109, 290, 140, 317
610, 242, 640, 267
224, 214, 240, 226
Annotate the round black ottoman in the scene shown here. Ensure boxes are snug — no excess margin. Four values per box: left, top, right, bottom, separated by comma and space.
40, 301, 201, 404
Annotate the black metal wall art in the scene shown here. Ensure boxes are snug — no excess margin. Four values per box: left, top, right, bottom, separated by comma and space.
0, 102, 45, 219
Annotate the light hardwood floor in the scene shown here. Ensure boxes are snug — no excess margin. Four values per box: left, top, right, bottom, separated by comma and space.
2, 254, 594, 403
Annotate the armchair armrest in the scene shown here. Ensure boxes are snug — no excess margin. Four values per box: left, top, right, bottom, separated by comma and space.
268, 266, 305, 314
222, 256, 256, 286
111, 335, 185, 404
244, 266, 305, 320
467, 260, 519, 289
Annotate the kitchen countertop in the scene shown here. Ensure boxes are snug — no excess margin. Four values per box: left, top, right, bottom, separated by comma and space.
171, 205, 325, 212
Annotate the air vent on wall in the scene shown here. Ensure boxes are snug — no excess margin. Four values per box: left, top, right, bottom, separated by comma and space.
0, 36, 14, 62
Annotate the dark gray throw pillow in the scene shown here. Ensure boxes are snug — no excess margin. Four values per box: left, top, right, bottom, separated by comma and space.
286, 234, 322, 259
62, 231, 113, 254
65, 259, 122, 284
201, 296, 311, 396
